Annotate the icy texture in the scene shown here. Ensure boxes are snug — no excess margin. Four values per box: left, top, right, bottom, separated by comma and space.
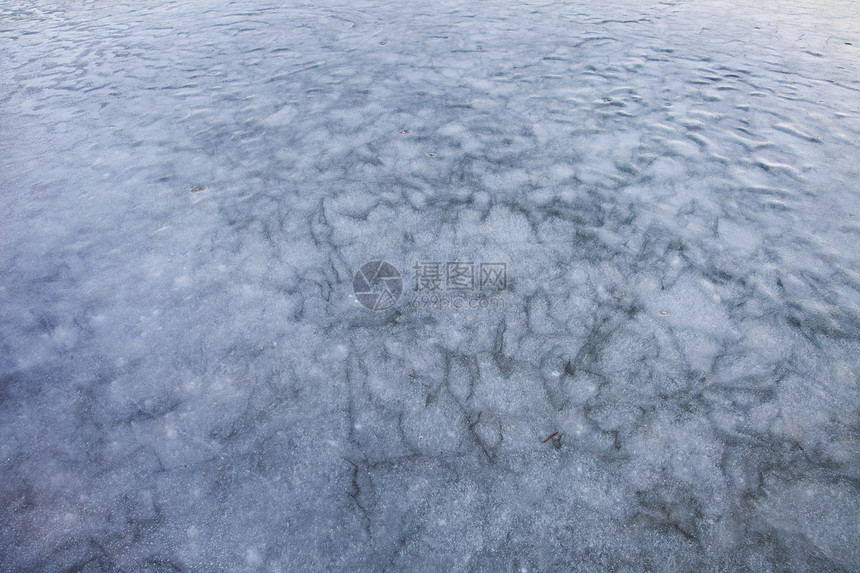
2, 0, 860, 570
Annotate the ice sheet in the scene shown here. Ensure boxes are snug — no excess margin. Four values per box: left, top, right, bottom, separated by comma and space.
1, 0, 859, 570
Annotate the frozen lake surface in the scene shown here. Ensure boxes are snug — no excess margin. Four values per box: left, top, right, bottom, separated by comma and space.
2, 0, 860, 570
